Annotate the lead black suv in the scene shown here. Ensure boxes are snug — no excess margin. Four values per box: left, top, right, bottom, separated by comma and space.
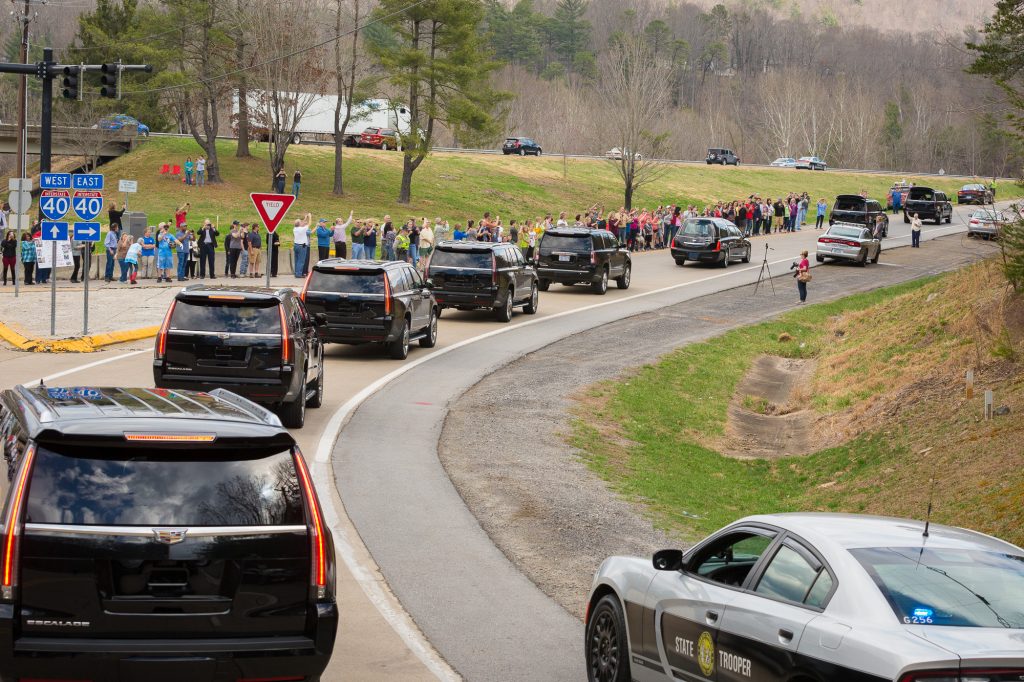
301, 259, 438, 360
670, 217, 751, 267
535, 228, 631, 295
0, 384, 337, 682
153, 286, 324, 429
829, 194, 889, 237
904, 186, 953, 225
426, 241, 538, 322
502, 137, 542, 156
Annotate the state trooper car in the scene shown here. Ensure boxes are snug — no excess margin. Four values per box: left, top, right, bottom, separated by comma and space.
585, 513, 1024, 682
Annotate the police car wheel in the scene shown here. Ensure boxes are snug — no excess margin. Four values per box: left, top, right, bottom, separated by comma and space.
586, 595, 630, 682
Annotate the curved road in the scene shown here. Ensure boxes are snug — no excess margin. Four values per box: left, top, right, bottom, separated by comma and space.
0, 204, 995, 680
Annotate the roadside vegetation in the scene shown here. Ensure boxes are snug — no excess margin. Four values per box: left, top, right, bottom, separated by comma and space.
69, 137, 1023, 240
571, 259, 1024, 546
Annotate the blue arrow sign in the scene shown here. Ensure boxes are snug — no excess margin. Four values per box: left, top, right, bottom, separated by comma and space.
40, 172, 72, 190
40, 221, 69, 241
73, 221, 101, 242
72, 173, 104, 190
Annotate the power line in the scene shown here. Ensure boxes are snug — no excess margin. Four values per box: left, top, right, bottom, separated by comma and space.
109, 0, 429, 98
62, 18, 220, 52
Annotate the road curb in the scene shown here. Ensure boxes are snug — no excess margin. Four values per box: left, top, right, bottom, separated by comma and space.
0, 321, 158, 353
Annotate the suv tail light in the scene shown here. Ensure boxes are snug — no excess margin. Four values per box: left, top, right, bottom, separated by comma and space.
2, 443, 36, 600
279, 304, 290, 365
292, 448, 329, 600
712, 240, 721, 252
383, 274, 393, 315
590, 251, 596, 265
154, 300, 177, 360
299, 269, 313, 302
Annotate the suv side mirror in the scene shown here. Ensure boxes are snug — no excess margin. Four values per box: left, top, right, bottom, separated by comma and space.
653, 548, 684, 571
424, 279, 434, 289
314, 313, 327, 326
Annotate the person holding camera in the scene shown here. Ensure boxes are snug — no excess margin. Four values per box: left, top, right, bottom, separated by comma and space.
794, 250, 811, 304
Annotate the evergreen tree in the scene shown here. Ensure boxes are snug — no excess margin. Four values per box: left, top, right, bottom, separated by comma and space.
548, 0, 590, 72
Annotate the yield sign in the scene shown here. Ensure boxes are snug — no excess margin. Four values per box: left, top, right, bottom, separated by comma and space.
249, 192, 296, 234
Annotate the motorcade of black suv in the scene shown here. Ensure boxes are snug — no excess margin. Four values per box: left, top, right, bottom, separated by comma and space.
904, 186, 953, 224
535, 228, 631, 295
425, 240, 539, 322
153, 286, 325, 429
706, 147, 739, 165
0, 384, 337, 682
670, 217, 752, 267
300, 258, 438, 359
829, 194, 889, 237
502, 137, 542, 156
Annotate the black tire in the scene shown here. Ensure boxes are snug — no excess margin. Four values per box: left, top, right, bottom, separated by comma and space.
946, 214, 952, 224
306, 364, 324, 408
742, 247, 751, 263
538, 279, 550, 291
591, 268, 608, 295
381, 142, 389, 151
816, 254, 825, 263
871, 249, 880, 264
857, 252, 868, 267
279, 372, 307, 429
615, 263, 631, 289
674, 258, 685, 266
523, 283, 539, 314
904, 213, 910, 224
495, 291, 514, 322
518, 148, 525, 156
720, 248, 730, 268
388, 319, 410, 359
536, 149, 542, 156
585, 595, 631, 682
419, 308, 438, 347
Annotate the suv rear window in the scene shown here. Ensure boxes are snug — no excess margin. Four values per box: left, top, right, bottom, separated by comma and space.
909, 187, 936, 201
540, 235, 592, 254
680, 219, 719, 238
310, 269, 385, 294
26, 445, 305, 526
852, 547, 1024, 628
171, 298, 282, 334
430, 249, 492, 269
834, 197, 865, 212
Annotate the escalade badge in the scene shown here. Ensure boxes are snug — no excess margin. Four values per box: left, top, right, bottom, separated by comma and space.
153, 528, 188, 545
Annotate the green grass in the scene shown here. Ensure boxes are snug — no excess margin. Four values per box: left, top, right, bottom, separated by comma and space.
34, 136, 1023, 247
569, 276, 940, 541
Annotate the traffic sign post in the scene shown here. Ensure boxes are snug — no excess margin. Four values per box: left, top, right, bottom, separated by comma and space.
39, 189, 71, 221
118, 178, 137, 210
250, 193, 296, 288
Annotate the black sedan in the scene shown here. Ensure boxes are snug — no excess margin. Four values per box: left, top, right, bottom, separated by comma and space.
670, 217, 751, 268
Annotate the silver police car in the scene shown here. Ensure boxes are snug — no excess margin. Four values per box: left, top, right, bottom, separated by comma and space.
585, 513, 1024, 682
816, 222, 882, 266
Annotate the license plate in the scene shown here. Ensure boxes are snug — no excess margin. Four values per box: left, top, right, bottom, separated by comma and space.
689, 252, 700, 260
559, 255, 570, 262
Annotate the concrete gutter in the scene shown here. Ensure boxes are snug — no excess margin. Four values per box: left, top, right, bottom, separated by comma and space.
0, 321, 158, 352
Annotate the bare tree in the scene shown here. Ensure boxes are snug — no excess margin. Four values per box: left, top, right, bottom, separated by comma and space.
234, 0, 251, 158
53, 100, 125, 171
248, 0, 331, 181
333, 0, 362, 195
599, 34, 673, 209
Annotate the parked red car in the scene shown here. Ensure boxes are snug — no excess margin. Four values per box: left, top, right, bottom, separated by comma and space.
359, 127, 400, 150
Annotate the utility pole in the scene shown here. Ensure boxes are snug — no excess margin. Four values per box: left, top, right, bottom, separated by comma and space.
13, 0, 36, 183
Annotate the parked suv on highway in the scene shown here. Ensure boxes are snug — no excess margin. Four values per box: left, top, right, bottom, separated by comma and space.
153, 286, 324, 428
904, 186, 953, 224
670, 217, 751, 267
301, 259, 438, 359
706, 147, 739, 165
502, 137, 542, 156
359, 127, 399, 150
535, 228, 631, 294
829, 194, 889, 236
426, 241, 539, 322
0, 384, 337, 682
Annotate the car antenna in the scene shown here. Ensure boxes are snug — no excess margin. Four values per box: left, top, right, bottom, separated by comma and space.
923, 477, 937, 539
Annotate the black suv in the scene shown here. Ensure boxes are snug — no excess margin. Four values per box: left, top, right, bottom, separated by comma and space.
535, 228, 631, 295
829, 194, 889, 237
670, 217, 752, 267
904, 186, 953, 224
153, 286, 325, 429
426, 241, 539, 322
502, 137, 542, 156
301, 259, 438, 359
0, 384, 337, 682
706, 147, 740, 165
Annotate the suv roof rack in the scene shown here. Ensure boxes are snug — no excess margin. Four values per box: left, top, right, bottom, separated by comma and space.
207, 388, 283, 427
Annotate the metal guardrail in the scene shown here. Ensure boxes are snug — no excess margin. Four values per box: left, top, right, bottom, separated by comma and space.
144, 132, 1015, 181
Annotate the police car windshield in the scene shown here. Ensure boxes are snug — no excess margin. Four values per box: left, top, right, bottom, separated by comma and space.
852, 547, 1024, 628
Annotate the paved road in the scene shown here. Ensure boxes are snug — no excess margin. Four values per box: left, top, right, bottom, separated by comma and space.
0, 201, 996, 680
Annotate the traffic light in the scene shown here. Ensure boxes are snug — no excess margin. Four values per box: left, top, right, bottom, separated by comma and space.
61, 65, 81, 100
100, 62, 121, 99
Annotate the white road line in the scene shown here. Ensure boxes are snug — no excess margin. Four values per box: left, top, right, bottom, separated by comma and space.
42, 350, 148, 383
874, 262, 904, 267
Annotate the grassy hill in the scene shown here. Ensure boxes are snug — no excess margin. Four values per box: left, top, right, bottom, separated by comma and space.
46, 136, 1020, 233
572, 259, 1024, 546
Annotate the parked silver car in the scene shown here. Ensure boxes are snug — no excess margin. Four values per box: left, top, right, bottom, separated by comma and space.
584, 513, 1024, 682
967, 208, 1011, 239
816, 222, 881, 265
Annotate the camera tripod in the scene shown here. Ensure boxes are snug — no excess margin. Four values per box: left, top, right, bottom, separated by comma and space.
753, 242, 776, 296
